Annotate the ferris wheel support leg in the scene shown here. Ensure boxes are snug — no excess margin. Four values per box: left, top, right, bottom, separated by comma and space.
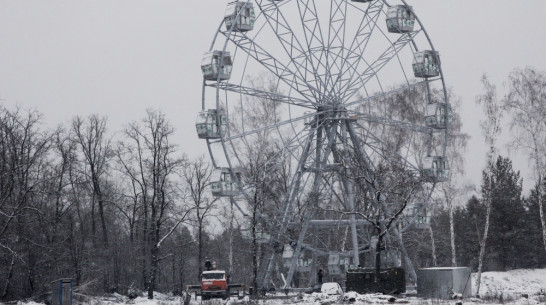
284, 214, 313, 289
308, 227, 319, 287
260, 128, 317, 290
284, 122, 338, 289
346, 121, 417, 281
229, 197, 249, 217
341, 120, 361, 267
346, 123, 376, 185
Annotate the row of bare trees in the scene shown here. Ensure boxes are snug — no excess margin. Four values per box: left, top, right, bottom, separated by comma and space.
0, 107, 244, 301
1, 66, 544, 301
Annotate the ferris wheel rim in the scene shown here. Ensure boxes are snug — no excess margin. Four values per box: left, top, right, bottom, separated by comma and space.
201, 0, 450, 242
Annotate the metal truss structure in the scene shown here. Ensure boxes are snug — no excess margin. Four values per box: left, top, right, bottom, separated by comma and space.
199, 0, 450, 292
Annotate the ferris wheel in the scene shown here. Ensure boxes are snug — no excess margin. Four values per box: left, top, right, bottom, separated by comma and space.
197, 0, 450, 290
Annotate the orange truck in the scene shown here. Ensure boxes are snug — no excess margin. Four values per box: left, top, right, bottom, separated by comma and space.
200, 270, 229, 300
186, 262, 245, 300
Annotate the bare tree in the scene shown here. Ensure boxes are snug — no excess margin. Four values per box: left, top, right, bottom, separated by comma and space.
0, 106, 53, 298
475, 74, 504, 296
182, 156, 217, 277
503, 67, 546, 257
117, 110, 186, 299
229, 72, 290, 293
72, 115, 112, 245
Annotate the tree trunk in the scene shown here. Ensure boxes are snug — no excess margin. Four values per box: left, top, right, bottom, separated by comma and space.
141, 213, 148, 290
374, 232, 382, 289
252, 202, 258, 295
428, 225, 437, 266
147, 245, 159, 299
98, 197, 108, 245
475, 195, 492, 297
536, 170, 546, 259
198, 219, 203, 278
91, 199, 96, 243
229, 203, 234, 274
1, 256, 15, 299
392, 225, 417, 284
448, 199, 457, 267
148, 217, 161, 299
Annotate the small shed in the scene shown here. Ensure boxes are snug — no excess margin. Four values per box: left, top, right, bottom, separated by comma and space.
51, 278, 73, 305
417, 267, 472, 299
345, 267, 405, 294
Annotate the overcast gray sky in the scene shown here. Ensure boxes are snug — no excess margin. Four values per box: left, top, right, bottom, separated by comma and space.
1, 1, 545, 198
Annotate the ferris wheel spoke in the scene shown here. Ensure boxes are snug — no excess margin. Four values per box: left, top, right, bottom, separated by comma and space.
218, 112, 315, 143
332, 1, 384, 96
348, 111, 432, 134
274, 129, 316, 232
344, 79, 429, 108
222, 31, 318, 103
257, 0, 328, 102
341, 30, 421, 102
323, 0, 348, 95
350, 122, 422, 172
207, 82, 314, 109
353, 127, 425, 173
254, 128, 314, 179
232, 122, 310, 177
295, 0, 332, 100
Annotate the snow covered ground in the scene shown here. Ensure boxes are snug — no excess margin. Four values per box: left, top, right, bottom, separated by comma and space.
472, 268, 546, 303
8, 268, 546, 305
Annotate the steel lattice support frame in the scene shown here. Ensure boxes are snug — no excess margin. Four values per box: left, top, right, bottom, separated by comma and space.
200, 0, 451, 292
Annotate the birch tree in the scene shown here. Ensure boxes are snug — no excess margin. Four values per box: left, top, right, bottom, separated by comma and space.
439, 94, 470, 267
475, 74, 504, 296
503, 67, 546, 257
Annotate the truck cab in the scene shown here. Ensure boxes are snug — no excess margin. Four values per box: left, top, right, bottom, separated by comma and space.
201, 270, 228, 300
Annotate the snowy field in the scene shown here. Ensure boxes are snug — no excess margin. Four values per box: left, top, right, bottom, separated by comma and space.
8, 269, 546, 305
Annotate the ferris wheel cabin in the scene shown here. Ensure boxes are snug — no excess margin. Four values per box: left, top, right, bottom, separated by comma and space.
282, 246, 313, 272
425, 102, 452, 129
195, 109, 226, 139
327, 253, 351, 276
224, 1, 255, 32
405, 202, 430, 230
201, 51, 232, 81
413, 50, 440, 78
386, 5, 415, 33
210, 168, 241, 197
422, 156, 449, 182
